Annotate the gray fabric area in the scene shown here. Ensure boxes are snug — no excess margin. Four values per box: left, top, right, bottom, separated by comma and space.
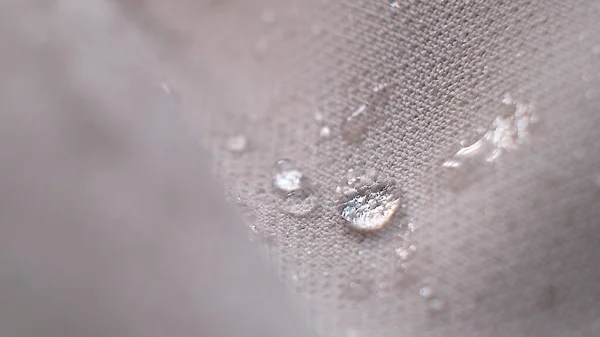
133, 0, 600, 336
1, 0, 599, 336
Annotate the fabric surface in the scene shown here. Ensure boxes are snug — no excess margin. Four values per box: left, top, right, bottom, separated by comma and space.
1, 0, 600, 336
132, 0, 600, 336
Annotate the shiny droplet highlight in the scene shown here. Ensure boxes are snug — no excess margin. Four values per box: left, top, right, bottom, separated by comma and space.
279, 189, 317, 216
443, 94, 536, 168
338, 169, 402, 231
272, 159, 304, 192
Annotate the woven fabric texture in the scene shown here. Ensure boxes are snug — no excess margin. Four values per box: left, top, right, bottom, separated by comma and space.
135, 0, 600, 336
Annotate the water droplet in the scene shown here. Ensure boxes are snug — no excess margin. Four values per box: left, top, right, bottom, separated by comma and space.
279, 189, 317, 216
389, 1, 400, 8
443, 94, 536, 169
396, 243, 417, 261
343, 280, 371, 301
396, 249, 409, 260
319, 126, 331, 137
341, 103, 368, 143
419, 286, 434, 298
226, 135, 247, 153
272, 159, 304, 192
338, 170, 402, 231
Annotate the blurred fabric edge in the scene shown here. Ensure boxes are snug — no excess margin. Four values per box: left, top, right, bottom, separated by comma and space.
0, 1, 311, 337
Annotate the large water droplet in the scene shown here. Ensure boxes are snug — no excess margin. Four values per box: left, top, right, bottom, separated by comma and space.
338, 170, 402, 231
279, 189, 317, 216
226, 135, 247, 153
272, 159, 304, 192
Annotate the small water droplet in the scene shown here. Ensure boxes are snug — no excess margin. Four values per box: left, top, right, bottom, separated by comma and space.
389, 0, 400, 8
272, 159, 304, 192
419, 286, 434, 298
341, 103, 368, 143
319, 126, 331, 137
226, 135, 247, 153
443, 94, 536, 171
396, 244, 416, 261
396, 247, 410, 260
279, 189, 317, 216
338, 170, 402, 231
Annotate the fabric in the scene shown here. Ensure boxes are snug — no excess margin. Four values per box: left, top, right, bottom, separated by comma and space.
2, 0, 600, 336
136, 0, 600, 336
